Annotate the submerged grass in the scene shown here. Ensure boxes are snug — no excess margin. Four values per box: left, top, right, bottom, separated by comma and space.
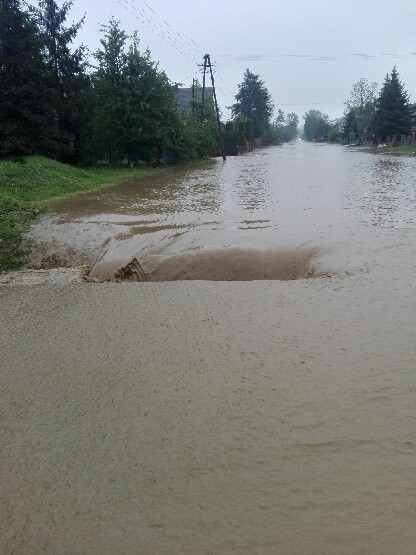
0, 156, 161, 271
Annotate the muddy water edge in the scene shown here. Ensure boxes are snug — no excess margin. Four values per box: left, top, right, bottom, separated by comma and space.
1, 142, 416, 553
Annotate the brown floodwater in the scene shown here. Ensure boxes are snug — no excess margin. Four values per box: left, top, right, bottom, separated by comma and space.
27, 141, 416, 284
1, 142, 416, 553
29, 140, 416, 280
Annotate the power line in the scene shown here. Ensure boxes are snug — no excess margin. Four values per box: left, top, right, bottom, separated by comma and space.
213, 52, 416, 62
280, 102, 343, 106
120, 0, 236, 99
117, 0, 197, 63
131, 0, 202, 61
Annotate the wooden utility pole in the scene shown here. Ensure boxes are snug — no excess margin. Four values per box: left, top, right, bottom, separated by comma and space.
201, 56, 208, 121
200, 54, 226, 161
192, 78, 196, 118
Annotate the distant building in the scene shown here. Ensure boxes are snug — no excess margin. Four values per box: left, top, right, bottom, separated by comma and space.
176, 86, 213, 114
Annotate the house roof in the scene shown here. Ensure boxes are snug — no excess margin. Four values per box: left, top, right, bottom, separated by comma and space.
176, 87, 213, 112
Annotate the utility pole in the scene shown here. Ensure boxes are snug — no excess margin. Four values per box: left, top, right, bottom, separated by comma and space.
200, 54, 226, 161
201, 56, 208, 121
192, 78, 195, 118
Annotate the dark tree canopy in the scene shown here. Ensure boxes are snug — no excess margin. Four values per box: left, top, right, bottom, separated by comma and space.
92, 18, 128, 164
0, 3, 219, 164
0, 0, 51, 157
343, 109, 359, 142
31, 0, 91, 162
92, 21, 217, 165
374, 67, 412, 141
231, 69, 274, 140
122, 35, 181, 164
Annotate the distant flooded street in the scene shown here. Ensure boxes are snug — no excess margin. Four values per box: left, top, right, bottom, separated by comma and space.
1, 142, 416, 553
25, 141, 416, 280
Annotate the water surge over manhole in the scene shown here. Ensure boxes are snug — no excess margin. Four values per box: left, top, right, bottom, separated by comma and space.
115, 247, 320, 282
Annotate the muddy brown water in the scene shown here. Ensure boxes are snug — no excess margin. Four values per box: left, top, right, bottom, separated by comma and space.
1, 142, 416, 553
27, 141, 416, 282
23, 141, 416, 281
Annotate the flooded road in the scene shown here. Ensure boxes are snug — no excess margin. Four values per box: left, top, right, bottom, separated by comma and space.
21, 142, 416, 281
28, 140, 416, 280
1, 142, 416, 554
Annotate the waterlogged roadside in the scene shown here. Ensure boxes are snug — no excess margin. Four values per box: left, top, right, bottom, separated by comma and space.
362, 144, 416, 156
0, 197, 43, 271
4, 142, 416, 278
0, 156, 166, 272
14, 141, 416, 285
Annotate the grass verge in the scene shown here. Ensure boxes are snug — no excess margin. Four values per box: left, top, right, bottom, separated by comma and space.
0, 156, 161, 272
362, 144, 416, 156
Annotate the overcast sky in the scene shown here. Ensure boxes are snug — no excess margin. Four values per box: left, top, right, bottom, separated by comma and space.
66, 0, 416, 121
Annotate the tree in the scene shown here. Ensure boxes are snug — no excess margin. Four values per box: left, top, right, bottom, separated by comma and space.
0, 0, 51, 158
92, 18, 128, 163
283, 112, 299, 141
123, 35, 183, 164
344, 78, 377, 143
32, 0, 91, 162
327, 119, 343, 143
343, 109, 358, 143
93, 21, 197, 165
303, 110, 329, 141
231, 69, 274, 140
223, 114, 253, 153
274, 109, 285, 129
374, 67, 412, 141
177, 82, 219, 159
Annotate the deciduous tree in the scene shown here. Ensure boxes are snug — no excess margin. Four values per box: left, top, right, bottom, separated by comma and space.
344, 78, 377, 143
93, 21, 206, 164
123, 35, 181, 164
283, 112, 299, 141
303, 110, 329, 141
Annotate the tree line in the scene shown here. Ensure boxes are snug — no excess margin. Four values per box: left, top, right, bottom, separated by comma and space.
302, 68, 413, 144
1, 0, 299, 166
3, 0, 412, 163
0, 0, 220, 164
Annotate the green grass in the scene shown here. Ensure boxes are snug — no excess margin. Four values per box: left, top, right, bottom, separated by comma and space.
382, 145, 416, 155
363, 144, 416, 156
0, 156, 161, 272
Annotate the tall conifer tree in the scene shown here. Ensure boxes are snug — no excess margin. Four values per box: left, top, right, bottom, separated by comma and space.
92, 18, 128, 164
31, 0, 91, 162
0, 0, 50, 158
374, 67, 412, 141
231, 70, 274, 140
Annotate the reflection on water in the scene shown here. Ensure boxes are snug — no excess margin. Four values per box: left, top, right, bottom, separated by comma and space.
47, 141, 416, 275
53, 142, 416, 233
235, 152, 271, 211
345, 154, 416, 228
